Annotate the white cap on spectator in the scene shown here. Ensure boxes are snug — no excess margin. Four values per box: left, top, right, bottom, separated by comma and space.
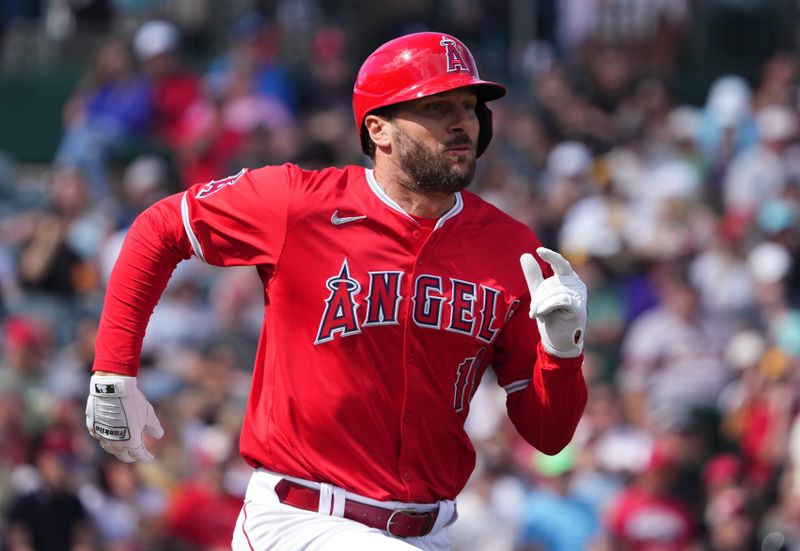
194, 425, 233, 465
650, 159, 701, 200
667, 106, 699, 142
706, 75, 751, 127
724, 330, 766, 370
123, 155, 167, 196
748, 241, 792, 283
134, 19, 179, 60
560, 196, 622, 257
594, 429, 654, 473
547, 141, 592, 178
756, 105, 797, 143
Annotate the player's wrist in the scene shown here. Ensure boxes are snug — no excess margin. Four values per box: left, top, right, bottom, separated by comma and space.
540, 338, 583, 358
538, 320, 585, 358
90, 373, 139, 397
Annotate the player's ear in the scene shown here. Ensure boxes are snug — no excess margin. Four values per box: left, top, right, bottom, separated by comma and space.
364, 114, 392, 150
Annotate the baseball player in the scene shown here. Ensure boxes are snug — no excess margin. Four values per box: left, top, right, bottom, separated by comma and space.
85, 31, 588, 550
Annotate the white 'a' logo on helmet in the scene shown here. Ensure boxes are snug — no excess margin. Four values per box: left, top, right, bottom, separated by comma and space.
440, 36, 470, 73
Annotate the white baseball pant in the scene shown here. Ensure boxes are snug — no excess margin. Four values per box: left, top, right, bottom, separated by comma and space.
231, 469, 456, 550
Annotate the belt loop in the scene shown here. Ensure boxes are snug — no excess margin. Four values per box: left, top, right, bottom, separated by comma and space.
318, 483, 334, 514
429, 500, 457, 534
330, 486, 346, 518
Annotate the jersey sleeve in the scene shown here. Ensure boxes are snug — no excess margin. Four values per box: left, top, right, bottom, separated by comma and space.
180, 164, 294, 267
491, 260, 588, 455
93, 164, 297, 376
93, 193, 193, 375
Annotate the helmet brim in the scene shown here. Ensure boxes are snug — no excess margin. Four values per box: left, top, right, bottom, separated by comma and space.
360, 74, 506, 116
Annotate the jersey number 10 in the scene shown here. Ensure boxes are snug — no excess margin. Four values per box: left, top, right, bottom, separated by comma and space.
453, 347, 486, 413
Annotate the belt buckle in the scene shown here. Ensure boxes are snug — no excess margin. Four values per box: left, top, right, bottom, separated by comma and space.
386, 508, 433, 538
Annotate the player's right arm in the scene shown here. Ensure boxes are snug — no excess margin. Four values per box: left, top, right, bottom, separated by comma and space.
490, 247, 589, 455
88, 166, 294, 462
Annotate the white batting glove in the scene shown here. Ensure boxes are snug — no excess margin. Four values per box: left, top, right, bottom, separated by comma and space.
85, 374, 164, 463
520, 247, 588, 358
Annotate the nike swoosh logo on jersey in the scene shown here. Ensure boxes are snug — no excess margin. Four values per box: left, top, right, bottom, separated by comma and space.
331, 211, 367, 225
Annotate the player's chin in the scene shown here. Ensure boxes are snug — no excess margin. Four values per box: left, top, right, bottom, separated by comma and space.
449, 157, 475, 176
447, 163, 476, 190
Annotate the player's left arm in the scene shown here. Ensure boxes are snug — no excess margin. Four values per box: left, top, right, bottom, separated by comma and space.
493, 247, 588, 455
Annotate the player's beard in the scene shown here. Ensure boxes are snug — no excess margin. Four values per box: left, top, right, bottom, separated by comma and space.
395, 128, 476, 194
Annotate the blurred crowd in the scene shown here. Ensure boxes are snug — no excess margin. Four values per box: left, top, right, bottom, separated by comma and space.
1, 1, 800, 550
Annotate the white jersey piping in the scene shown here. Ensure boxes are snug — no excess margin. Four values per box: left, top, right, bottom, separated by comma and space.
181, 192, 206, 263
503, 379, 531, 394
364, 168, 463, 229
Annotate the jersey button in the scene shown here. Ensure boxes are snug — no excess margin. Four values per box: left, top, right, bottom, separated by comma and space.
404, 412, 413, 423
403, 471, 414, 481
407, 353, 415, 363
412, 230, 421, 239
417, 258, 424, 265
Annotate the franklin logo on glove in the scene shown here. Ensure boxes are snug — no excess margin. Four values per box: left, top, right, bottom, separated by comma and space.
94, 424, 130, 440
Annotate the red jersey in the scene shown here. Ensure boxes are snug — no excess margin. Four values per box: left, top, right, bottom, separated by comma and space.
93, 164, 587, 503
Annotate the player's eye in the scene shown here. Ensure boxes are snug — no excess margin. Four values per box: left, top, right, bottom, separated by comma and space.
423, 102, 447, 114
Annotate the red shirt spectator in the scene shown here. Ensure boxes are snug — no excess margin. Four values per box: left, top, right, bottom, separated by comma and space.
134, 20, 202, 149
164, 481, 242, 549
605, 447, 697, 550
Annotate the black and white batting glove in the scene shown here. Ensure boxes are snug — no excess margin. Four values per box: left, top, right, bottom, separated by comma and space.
520, 247, 588, 358
85, 374, 164, 463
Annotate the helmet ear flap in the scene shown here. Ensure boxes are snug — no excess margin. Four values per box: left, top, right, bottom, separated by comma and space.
360, 125, 372, 157
476, 100, 493, 157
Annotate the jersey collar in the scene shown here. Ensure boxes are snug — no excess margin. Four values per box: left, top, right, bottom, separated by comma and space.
365, 168, 463, 230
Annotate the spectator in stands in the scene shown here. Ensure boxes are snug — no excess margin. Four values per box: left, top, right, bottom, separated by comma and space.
294, 26, 361, 165
696, 75, 759, 197
604, 445, 698, 550
205, 12, 296, 116
752, 51, 798, 111
746, 241, 794, 338
78, 456, 166, 550
13, 166, 107, 304
134, 19, 202, 152
723, 105, 796, 217
756, 467, 800, 550
617, 261, 730, 430
541, 141, 596, 238
721, 345, 795, 493
3, 436, 93, 551
56, 37, 153, 200
172, 70, 247, 187
0, 315, 53, 434
701, 485, 756, 551
517, 445, 601, 551
116, 154, 172, 228
163, 426, 245, 551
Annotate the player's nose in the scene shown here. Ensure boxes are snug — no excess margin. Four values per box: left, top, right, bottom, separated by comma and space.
447, 106, 478, 138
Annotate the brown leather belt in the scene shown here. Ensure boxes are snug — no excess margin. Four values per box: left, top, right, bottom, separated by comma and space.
274, 479, 438, 538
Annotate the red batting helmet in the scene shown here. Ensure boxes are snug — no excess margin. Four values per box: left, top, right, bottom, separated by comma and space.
353, 32, 507, 157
